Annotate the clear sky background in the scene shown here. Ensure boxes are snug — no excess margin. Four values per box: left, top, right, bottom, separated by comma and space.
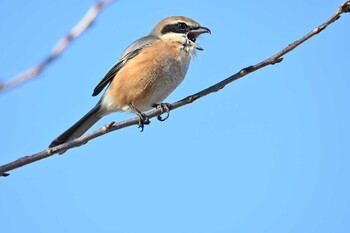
1, 1, 349, 232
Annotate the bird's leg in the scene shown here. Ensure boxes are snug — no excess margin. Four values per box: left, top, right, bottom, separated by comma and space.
152, 103, 171, 121
129, 104, 150, 132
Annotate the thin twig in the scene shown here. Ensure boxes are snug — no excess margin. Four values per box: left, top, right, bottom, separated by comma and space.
1, 0, 349, 177
0, 0, 112, 93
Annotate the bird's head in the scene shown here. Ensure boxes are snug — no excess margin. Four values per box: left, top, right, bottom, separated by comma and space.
151, 16, 211, 52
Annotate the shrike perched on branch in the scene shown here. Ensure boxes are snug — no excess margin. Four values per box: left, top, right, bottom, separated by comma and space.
49, 16, 210, 148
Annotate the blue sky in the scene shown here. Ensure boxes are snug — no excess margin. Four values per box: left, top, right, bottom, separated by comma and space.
1, 1, 350, 232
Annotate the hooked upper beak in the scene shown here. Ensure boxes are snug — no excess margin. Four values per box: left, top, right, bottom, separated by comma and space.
187, 26, 211, 51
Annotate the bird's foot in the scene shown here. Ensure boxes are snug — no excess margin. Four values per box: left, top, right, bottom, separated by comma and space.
153, 103, 171, 121
136, 112, 150, 132
129, 104, 150, 132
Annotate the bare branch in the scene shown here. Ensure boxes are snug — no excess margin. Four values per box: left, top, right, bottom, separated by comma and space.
1, 0, 349, 177
0, 0, 112, 93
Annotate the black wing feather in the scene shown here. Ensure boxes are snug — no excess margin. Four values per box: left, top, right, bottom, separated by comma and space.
92, 35, 158, 97
92, 49, 141, 96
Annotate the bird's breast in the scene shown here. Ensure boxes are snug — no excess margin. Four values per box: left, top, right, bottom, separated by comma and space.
102, 40, 192, 113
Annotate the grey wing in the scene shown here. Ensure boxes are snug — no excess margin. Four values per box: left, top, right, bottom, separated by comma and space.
92, 35, 158, 96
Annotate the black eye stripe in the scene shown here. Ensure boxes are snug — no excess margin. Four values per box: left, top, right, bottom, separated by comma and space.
161, 22, 191, 34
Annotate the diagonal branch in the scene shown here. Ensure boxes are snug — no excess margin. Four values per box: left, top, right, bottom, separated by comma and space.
0, 0, 112, 93
1, 0, 349, 177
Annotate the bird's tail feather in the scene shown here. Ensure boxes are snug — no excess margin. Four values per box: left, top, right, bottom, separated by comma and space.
49, 103, 105, 148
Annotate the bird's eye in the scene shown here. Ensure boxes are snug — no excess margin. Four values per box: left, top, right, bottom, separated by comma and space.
177, 22, 188, 31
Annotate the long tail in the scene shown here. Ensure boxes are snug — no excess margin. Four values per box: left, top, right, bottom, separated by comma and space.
49, 103, 105, 148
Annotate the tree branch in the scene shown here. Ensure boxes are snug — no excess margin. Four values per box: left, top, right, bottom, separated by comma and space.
0, 0, 112, 93
1, 0, 349, 177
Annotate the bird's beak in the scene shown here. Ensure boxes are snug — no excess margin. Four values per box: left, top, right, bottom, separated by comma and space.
187, 26, 211, 51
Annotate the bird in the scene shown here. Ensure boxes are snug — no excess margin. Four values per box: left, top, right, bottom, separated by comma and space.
49, 16, 210, 148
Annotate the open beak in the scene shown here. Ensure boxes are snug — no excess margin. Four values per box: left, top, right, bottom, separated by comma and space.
187, 26, 211, 51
